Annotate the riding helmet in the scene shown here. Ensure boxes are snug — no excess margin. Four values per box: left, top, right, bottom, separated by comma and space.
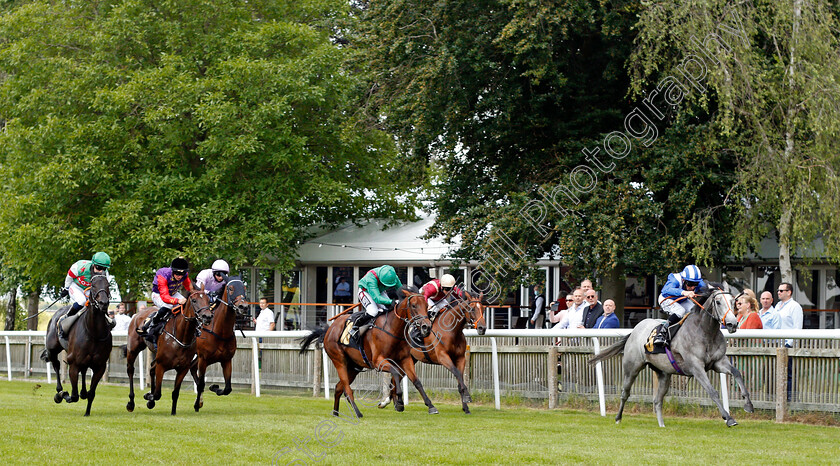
211, 259, 230, 273
91, 251, 111, 269
681, 264, 701, 284
440, 274, 456, 289
377, 265, 400, 288
171, 257, 190, 274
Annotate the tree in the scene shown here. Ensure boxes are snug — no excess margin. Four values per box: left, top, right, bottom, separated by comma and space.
351, 0, 738, 312
630, 1, 840, 283
0, 0, 417, 297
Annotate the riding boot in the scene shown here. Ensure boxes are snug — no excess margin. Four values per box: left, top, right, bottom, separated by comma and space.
349, 312, 375, 344
58, 303, 85, 340
66, 302, 84, 317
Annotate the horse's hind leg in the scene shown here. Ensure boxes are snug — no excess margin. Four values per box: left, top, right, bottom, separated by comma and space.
653, 371, 671, 428
714, 357, 754, 413
616, 361, 644, 424
48, 351, 65, 403
126, 349, 137, 412
84, 364, 106, 417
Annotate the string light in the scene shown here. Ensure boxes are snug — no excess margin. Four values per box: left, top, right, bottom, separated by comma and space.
305, 241, 438, 255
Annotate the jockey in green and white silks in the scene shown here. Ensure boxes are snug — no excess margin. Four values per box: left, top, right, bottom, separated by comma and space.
63, 252, 112, 317
350, 265, 404, 340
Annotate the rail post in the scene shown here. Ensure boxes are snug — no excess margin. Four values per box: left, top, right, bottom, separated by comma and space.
592, 337, 606, 417
548, 345, 558, 409
491, 337, 500, 410
776, 347, 789, 422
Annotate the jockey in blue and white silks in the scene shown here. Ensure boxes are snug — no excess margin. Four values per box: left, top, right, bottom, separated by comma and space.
654, 264, 706, 346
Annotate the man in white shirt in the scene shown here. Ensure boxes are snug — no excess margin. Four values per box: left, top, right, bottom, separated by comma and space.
758, 291, 781, 329
775, 282, 803, 347
555, 288, 585, 329
112, 303, 132, 333
253, 298, 276, 332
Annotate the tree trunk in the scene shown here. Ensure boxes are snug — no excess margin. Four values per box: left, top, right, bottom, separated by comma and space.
26, 290, 39, 331
778, 207, 794, 284
5, 288, 18, 331
600, 265, 626, 325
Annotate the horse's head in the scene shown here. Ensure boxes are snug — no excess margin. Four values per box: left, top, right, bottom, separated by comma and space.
463, 291, 487, 335
704, 289, 738, 333
185, 285, 213, 325
88, 275, 111, 314
222, 276, 249, 316
396, 288, 432, 338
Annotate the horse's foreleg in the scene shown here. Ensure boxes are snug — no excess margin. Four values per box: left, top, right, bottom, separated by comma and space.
714, 358, 754, 413
191, 360, 205, 412
402, 359, 438, 414
79, 368, 88, 400
126, 350, 136, 412
684, 361, 737, 427
653, 371, 671, 428
377, 373, 399, 410
64, 365, 80, 403
84, 365, 106, 417
170, 368, 189, 416
49, 352, 65, 403
211, 360, 232, 396
334, 362, 362, 419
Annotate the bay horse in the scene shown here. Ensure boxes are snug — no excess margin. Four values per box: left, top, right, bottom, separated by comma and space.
379, 291, 487, 414
299, 288, 435, 418
589, 288, 755, 427
190, 277, 248, 412
123, 285, 211, 415
41, 274, 112, 416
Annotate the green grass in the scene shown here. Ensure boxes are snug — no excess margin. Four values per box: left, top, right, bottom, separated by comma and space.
1, 380, 839, 465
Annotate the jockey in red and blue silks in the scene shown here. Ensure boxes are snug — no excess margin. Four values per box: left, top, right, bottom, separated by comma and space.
421, 274, 463, 319
653, 264, 707, 346
138, 257, 193, 346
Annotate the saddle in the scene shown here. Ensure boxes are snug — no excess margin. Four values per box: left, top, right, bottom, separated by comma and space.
645, 315, 689, 354
340, 312, 372, 347
57, 309, 86, 348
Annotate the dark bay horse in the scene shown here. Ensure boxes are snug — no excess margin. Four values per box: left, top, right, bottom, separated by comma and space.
123, 286, 211, 415
379, 291, 487, 414
299, 288, 435, 418
190, 277, 248, 412
589, 288, 754, 427
41, 275, 112, 416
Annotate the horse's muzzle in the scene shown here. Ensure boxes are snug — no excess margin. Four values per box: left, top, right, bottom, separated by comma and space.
726, 323, 738, 334
419, 321, 431, 338
476, 325, 487, 336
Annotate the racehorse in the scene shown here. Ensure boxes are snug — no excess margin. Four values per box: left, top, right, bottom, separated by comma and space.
41, 275, 112, 416
123, 286, 211, 415
299, 288, 436, 418
589, 288, 755, 427
379, 291, 487, 414
190, 277, 248, 412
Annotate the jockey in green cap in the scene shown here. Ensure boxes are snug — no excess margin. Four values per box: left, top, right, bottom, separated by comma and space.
59, 252, 112, 338
349, 265, 404, 342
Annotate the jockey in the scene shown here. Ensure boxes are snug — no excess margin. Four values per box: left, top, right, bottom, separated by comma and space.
350, 265, 404, 341
59, 252, 112, 338
653, 264, 707, 346
421, 274, 462, 320
138, 257, 193, 347
195, 259, 230, 306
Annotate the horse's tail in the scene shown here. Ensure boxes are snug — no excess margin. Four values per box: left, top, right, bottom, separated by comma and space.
39, 348, 49, 363
119, 344, 127, 359
588, 334, 630, 366
299, 327, 327, 355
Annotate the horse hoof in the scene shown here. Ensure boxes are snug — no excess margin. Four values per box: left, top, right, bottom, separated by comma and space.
395, 403, 404, 413
332, 410, 340, 417
726, 418, 738, 427
428, 407, 439, 415
54, 393, 63, 404
745, 403, 755, 413
80, 391, 87, 400
464, 408, 471, 415
126, 402, 134, 412
143, 392, 153, 401
147, 400, 155, 409
378, 397, 391, 409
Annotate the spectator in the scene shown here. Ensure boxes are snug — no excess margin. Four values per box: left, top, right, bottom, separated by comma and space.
743, 288, 757, 301
758, 291, 780, 329
556, 288, 585, 329
594, 299, 620, 328
253, 298, 276, 332
548, 292, 569, 325
580, 290, 604, 328
334, 276, 352, 304
112, 303, 132, 332
528, 284, 546, 329
581, 279, 594, 294
775, 282, 803, 347
735, 295, 762, 329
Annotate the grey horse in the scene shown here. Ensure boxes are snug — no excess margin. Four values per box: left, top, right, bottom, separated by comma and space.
589, 288, 754, 427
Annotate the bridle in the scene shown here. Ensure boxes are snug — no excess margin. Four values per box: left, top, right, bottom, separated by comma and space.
393, 293, 429, 328
88, 275, 111, 313
173, 289, 211, 323
694, 289, 735, 327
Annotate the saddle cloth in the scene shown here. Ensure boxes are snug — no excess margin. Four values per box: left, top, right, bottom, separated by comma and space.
644, 324, 667, 354
340, 319, 353, 345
